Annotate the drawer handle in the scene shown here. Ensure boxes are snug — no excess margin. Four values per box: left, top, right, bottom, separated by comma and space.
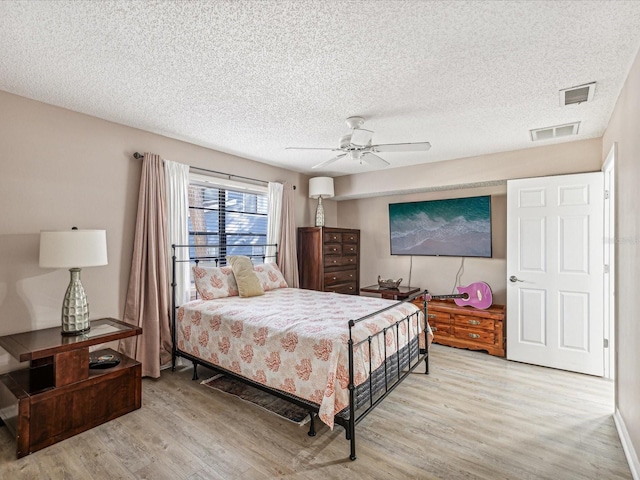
428, 314, 436, 319
332, 277, 337, 280
468, 333, 480, 339
468, 320, 481, 325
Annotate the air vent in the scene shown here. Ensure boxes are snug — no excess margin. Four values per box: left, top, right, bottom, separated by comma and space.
530, 122, 580, 141
560, 82, 596, 106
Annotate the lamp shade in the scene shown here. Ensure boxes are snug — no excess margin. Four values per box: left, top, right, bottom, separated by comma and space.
39, 230, 108, 268
309, 177, 334, 199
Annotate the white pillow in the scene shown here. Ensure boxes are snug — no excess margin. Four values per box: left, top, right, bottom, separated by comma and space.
192, 266, 239, 300
254, 263, 288, 291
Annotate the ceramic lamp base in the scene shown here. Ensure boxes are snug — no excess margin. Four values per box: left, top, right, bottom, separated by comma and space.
315, 196, 325, 227
61, 268, 91, 335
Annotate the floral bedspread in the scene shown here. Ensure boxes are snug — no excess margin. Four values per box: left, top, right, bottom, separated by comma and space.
176, 288, 426, 429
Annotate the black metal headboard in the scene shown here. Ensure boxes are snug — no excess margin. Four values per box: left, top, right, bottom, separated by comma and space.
171, 242, 278, 268
170, 242, 278, 357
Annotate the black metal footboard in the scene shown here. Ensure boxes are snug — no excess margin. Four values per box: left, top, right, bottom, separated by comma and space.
341, 294, 428, 460
170, 244, 429, 461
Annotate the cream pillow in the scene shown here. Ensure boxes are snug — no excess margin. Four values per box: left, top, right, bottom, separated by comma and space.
227, 256, 264, 298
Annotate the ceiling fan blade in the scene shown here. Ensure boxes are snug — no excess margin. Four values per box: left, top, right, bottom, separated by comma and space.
286, 147, 340, 151
361, 153, 390, 168
350, 128, 373, 146
312, 153, 347, 170
372, 142, 431, 152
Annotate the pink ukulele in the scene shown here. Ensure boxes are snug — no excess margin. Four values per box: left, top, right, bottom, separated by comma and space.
423, 282, 493, 310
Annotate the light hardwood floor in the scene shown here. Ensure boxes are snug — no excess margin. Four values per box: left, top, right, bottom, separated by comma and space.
0, 345, 631, 479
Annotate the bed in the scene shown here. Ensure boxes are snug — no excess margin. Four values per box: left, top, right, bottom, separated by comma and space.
171, 244, 432, 460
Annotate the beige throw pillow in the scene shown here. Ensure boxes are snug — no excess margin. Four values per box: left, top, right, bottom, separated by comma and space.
227, 255, 264, 298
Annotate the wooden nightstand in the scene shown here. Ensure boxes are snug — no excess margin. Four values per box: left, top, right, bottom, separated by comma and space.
0, 318, 142, 458
360, 285, 421, 300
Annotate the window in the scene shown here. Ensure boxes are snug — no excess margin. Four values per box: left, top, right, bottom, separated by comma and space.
188, 176, 268, 266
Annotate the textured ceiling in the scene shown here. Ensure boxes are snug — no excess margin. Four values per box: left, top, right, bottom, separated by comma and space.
1, 1, 640, 176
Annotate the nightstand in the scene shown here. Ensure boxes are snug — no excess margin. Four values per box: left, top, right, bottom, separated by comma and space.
0, 318, 142, 458
360, 285, 421, 300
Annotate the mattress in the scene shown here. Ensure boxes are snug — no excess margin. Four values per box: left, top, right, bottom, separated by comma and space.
176, 287, 427, 428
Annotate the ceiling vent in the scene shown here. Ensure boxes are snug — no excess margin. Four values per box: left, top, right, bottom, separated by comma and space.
559, 82, 596, 106
530, 122, 580, 142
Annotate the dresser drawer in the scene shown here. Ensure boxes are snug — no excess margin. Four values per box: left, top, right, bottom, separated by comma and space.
342, 232, 358, 243
324, 269, 357, 286
325, 255, 357, 268
429, 310, 451, 323
324, 232, 341, 243
433, 323, 452, 336
454, 326, 495, 345
341, 255, 357, 267
342, 243, 358, 254
453, 315, 495, 331
325, 282, 357, 295
323, 243, 341, 255
324, 255, 342, 268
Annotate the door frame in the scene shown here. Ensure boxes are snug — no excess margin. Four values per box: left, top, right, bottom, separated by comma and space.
602, 143, 616, 380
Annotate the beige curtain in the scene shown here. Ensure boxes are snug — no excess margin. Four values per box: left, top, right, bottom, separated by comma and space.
277, 182, 299, 287
119, 153, 172, 378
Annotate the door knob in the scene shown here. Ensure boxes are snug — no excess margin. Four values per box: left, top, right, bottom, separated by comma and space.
509, 275, 524, 283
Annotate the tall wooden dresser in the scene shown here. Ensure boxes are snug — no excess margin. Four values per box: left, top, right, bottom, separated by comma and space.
297, 227, 360, 295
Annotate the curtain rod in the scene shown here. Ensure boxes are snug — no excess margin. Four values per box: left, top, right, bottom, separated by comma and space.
133, 152, 295, 189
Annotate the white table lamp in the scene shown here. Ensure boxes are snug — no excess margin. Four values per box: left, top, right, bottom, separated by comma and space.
39, 228, 108, 335
309, 177, 334, 227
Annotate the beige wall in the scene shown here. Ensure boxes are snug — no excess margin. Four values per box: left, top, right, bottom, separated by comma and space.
334, 138, 602, 200
603, 47, 640, 466
335, 139, 602, 305
340, 187, 507, 302
0, 90, 311, 373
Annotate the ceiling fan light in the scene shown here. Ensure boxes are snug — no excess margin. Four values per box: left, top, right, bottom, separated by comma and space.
350, 128, 373, 146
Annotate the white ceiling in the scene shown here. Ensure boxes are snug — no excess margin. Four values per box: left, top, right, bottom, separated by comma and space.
2, 1, 640, 177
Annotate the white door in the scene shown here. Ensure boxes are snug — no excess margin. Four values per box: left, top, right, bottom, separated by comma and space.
506, 172, 604, 376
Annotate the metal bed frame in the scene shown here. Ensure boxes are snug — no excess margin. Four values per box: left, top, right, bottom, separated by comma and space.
170, 243, 430, 461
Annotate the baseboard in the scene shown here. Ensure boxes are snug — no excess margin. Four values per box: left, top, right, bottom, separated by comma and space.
614, 409, 640, 480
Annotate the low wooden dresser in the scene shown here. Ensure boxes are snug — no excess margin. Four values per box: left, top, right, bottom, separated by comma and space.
413, 299, 506, 357
0, 318, 142, 458
297, 226, 360, 295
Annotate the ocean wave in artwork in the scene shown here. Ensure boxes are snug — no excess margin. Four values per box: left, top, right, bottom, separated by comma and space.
389, 196, 492, 257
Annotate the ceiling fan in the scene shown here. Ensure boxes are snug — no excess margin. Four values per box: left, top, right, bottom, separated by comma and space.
286, 116, 431, 170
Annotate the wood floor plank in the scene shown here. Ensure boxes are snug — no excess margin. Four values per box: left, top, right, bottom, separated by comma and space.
0, 345, 632, 479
